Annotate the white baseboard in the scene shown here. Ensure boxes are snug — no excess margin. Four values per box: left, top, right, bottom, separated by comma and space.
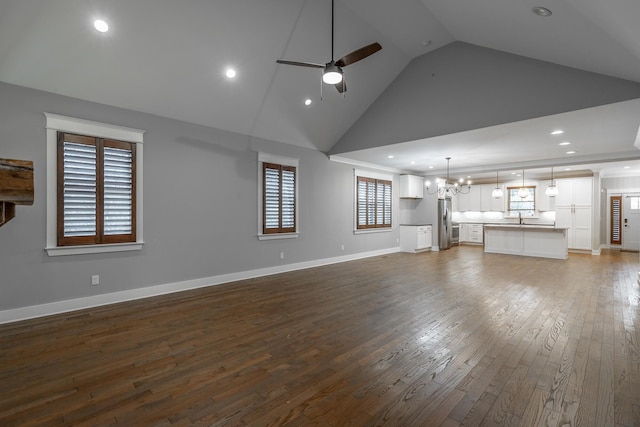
0, 247, 401, 325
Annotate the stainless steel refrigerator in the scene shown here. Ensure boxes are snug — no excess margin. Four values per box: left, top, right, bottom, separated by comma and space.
438, 197, 452, 250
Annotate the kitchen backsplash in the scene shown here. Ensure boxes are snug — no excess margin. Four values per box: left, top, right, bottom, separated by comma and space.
452, 210, 556, 224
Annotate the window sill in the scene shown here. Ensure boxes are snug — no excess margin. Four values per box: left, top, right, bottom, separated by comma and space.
353, 228, 393, 235
258, 233, 299, 241
46, 242, 144, 257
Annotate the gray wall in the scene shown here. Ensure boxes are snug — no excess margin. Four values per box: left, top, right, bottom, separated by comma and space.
330, 42, 640, 154
0, 82, 399, 312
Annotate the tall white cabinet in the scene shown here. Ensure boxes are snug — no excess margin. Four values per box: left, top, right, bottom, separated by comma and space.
555, 178, 593, 250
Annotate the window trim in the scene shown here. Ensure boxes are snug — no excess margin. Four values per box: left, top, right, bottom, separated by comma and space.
45, 113, 144, 256
353, 169, 393, 233
258, 152, 299, 240
57, 132, 137, 246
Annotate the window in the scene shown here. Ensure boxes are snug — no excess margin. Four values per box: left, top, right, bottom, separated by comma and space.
507, 186, 535, 216
263, 162, 296, 234
45, 113, 144, 256
611, 195, 622, 245
356, 176, 392, 229
258, 153, 298, 239
57, 132, 136, 246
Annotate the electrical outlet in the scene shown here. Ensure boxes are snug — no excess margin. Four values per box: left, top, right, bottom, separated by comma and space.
280, 252, 284, 259
91, 275, 100, 286
341, 245, 345, 251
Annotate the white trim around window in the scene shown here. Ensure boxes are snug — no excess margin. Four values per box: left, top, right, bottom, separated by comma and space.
258, 152, 299, 240
44, 113, 145, 256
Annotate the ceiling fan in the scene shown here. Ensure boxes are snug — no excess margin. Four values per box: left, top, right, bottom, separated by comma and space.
276, 0, 382, 94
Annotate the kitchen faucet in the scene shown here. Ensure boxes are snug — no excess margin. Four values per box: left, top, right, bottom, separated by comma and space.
518, 211, 523, 225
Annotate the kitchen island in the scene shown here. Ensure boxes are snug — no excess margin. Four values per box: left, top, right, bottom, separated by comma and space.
484, 224, 569, 259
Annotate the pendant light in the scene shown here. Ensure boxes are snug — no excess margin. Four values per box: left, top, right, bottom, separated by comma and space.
545, 166, 559, 197
491, 171, 503, 198
517, 169, 529, 198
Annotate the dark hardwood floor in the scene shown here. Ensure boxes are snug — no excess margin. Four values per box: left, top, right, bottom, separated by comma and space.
1, 247, 639, 426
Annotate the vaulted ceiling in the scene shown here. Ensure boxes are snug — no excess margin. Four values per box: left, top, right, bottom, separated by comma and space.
1, 0, 640, 177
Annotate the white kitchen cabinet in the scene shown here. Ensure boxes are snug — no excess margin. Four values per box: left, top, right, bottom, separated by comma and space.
555, 178, 592, 207
536, 180, 557, 212
459, 223, 469, 242
480, 184, 505, 212
400, 225, 432, 253
468, 224, 484, 243
455, 186, 480, 211
399, 175, 424, 199
460, 223, 483, 244
555, 178, 593, 250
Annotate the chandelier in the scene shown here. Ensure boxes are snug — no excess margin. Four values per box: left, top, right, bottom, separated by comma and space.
426, 157, 471, 197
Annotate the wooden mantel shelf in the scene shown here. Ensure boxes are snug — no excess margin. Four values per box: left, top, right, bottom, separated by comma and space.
0, 158, 34, 227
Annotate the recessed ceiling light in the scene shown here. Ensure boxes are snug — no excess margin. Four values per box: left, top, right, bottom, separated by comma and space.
428, 166, 434, 169
532, 6, 552, 17
550, 129, 564, 135
565, 168, 572, 171
388, 155, 394, 159
410, 161, 416, 165
93, 19, 109, 33
225, 68, 237, 79
511, 172, 517, 175
624, 166, 631, 169
304, 98, 312, 106
566, 150, 576, 154
559, 141, 571, 146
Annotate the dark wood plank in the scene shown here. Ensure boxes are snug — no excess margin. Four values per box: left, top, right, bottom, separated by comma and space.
0, 248, 639, 425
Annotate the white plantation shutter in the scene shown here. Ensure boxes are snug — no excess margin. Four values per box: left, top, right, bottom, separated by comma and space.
58, 133, 136, 246
357, 179, 368, 227
62, 140, 97, 237
263, 162, 296, 234
104, 144, 133, 235
382, 180, 392, 226
281, 168, 295, 228
264, 165, 281, 230
357, 176, 392, 229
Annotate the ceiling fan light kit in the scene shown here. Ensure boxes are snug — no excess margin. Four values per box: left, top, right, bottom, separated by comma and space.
322, 63, 343, 84
276, 0, 381, 95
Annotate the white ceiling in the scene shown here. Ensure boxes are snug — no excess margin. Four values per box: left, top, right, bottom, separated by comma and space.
1, 0, 640, 178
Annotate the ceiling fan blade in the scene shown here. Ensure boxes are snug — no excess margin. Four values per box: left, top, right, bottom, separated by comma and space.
335, 42, 382, 67
335, 79, 346, 94
276, 59, 324, 69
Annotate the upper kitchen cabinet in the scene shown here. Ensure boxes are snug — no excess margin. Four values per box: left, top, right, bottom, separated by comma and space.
480, 184, 505, 212
455, 185, 481, 211
555, 178, 592, 207
399, 175, 424, 199
536, 180, 557, 211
